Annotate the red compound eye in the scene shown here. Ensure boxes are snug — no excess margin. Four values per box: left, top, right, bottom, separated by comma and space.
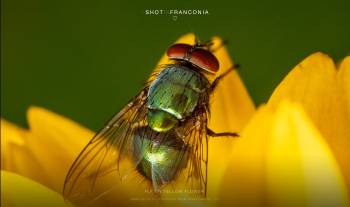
190, 48, 219, 73
167, 43, 219, 73
167, 43, 192, 59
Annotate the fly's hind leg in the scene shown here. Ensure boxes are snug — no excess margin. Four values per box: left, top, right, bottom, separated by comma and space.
210, 64, 240, 93
207, 127, 239, 138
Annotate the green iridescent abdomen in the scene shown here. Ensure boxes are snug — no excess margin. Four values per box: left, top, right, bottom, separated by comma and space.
147, 64, 209, 132
133, 127, 188, 186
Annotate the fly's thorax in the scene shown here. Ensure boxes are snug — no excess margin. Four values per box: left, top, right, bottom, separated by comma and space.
147, 64, 210, 132
132, 127, 188, 186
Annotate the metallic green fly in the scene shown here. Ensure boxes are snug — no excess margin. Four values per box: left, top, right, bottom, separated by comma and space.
63, 37, 239, 203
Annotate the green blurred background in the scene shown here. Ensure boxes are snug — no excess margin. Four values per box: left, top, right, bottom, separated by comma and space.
2, 0, 350, 130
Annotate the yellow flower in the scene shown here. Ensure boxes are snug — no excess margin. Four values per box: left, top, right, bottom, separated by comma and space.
1, 33, 349, 207
1, 33, 254, 206
220, 53, 350, 206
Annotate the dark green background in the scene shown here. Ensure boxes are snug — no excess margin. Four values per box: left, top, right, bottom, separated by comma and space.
2, 0, 350, 130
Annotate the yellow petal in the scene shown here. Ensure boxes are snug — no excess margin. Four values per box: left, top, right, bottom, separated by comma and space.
1, 107, 94, 193
338, 56, 350, 121
335, 56, 350, 189
1, 170, 73, 207
268, 53, 350, 191
1, 119, 53, 191
1, 119, 26, 169
26, 106, 94, 193
221, 101, 350, 206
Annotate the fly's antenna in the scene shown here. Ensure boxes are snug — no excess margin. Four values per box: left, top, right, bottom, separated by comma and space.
194, 34, 201, 46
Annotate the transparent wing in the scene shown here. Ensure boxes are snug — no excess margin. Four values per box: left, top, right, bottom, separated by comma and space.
183, 107, 209, 195
63, 88, 149, 204
166, 106, 209, 197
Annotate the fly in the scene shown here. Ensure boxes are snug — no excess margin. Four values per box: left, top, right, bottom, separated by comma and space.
63, 36, 239, 204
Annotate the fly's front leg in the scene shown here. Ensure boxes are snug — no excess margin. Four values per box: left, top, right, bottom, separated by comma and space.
207, 127, 239, 138
210, 64, 240, 93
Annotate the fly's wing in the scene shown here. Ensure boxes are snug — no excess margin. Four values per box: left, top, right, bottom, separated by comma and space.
166, 107, 209, 197
184, 108, 209, 195
63, 89, 149, 204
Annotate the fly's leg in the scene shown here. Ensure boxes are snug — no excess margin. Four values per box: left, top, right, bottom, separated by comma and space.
210, 64, 240, 93
207, 127, 239, 138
